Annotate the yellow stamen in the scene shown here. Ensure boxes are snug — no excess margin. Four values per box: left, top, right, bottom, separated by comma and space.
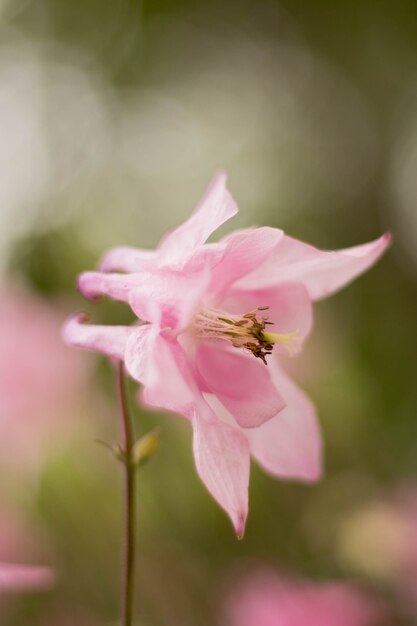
263, 330, 301, 357
194, 306, 300, 363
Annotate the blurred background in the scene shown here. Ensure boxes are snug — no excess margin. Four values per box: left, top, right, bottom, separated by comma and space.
0, 0, 416, 624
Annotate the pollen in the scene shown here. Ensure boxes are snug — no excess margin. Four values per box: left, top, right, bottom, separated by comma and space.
194, 306, 300, 364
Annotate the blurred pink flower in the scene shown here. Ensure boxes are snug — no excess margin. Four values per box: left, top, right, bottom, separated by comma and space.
0, 282, 91, 471
338, 487, 417, 614
0, 563, 54, 592
0, 512, 54, 603
64, 172, 390, 536
224, 570, 381, 626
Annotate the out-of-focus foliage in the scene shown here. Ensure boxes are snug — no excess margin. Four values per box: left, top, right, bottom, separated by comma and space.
0, 0, 416, 624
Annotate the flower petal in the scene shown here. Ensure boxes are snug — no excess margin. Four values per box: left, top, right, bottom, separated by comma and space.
192, 410, 250, 537
236, 233, 391, 301
127, 328, 196, 417
78, 271, 145, 303
247, 359, 322, 481
62, 313, 131, 360
122, 323, 155, 385
210, 227, 283, 298
157, 171, 238, 269
222, 282, 313, 348
99, 247, 156, 273
196, 342, 285, 428
129, 268, 210, 330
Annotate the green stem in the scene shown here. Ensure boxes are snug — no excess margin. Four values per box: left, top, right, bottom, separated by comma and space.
117, 362, 136, 626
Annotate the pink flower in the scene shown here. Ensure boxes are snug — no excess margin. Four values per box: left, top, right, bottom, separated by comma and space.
0, 511, 54, 595
0, 563, 54, 593
338, 487, 417, 615
64, 172, 390, 536
224, 570, 381, 626
0, 282, 92, 471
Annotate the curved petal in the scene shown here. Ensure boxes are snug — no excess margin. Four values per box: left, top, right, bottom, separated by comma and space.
210, 227, 283, 299
128, 329, 196, 417
62, 313, 131, 360
77, 271, 145, 303
221, 282, 313, 348
129, 268, 210, 330
196, 343, 285, 428
236, 233, 391, 301
122, 324, 155, 385
183, 242, 226, 273
99, 247, 156, 273
192, 410, 249, 537
246, 360, 322, 482
157, 171, 238, 269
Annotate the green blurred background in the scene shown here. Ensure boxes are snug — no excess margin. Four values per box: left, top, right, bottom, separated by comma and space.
0, 0, 416, 624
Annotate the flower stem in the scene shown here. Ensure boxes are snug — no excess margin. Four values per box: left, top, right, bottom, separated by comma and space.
117, 361, 136, 626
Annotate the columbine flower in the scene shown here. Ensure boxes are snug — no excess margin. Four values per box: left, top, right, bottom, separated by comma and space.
223, 569, 382, 626
64, 172, 390, 536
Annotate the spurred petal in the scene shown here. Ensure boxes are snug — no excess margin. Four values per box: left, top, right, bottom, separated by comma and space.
247, 360, 322, 481
222, 282, 313, 347
157, 172, 238, 269
192, 410, 250, 537
0, 563, 54, 592
99, 247, 156, 273
78, 271, 145, 303
236, 233, 391, 301
62, 313, 131, 360
210, 227, 283, 298
196, 343, 285, 428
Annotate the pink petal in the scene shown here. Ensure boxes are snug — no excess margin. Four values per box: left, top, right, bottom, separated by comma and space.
237, 233, 391, 301
210, 227, 283, 298
247, 359, 322, 481
128, 328, 251, 535
62, 313, 132, 360
127, 329, 196, 417
77, 271, 145, 303
0, 563, 54, 592
183, 242, 226, 273
196, 343, 285, 428
221, 282, 313, 347
192, 410, 250, 537
124, 323, 155, 385
157, 171, 238, 269
129, 268, 210, 330
99, 247, 156, 273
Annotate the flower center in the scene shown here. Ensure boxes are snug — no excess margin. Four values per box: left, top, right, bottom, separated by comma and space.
194, 306, 300, 364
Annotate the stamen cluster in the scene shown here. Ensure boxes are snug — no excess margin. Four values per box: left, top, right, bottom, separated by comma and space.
194, 306, 276, 364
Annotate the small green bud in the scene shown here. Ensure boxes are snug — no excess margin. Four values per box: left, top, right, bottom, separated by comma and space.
131, 428, 161, 468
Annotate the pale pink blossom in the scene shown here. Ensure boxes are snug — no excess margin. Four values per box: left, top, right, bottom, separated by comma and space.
338, 487, 417, 614
0, 512, 54, 595
0, 563, 54, 592
0, 282, 91, 471
64, 172, 390, 536
224, 570, 381, 626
